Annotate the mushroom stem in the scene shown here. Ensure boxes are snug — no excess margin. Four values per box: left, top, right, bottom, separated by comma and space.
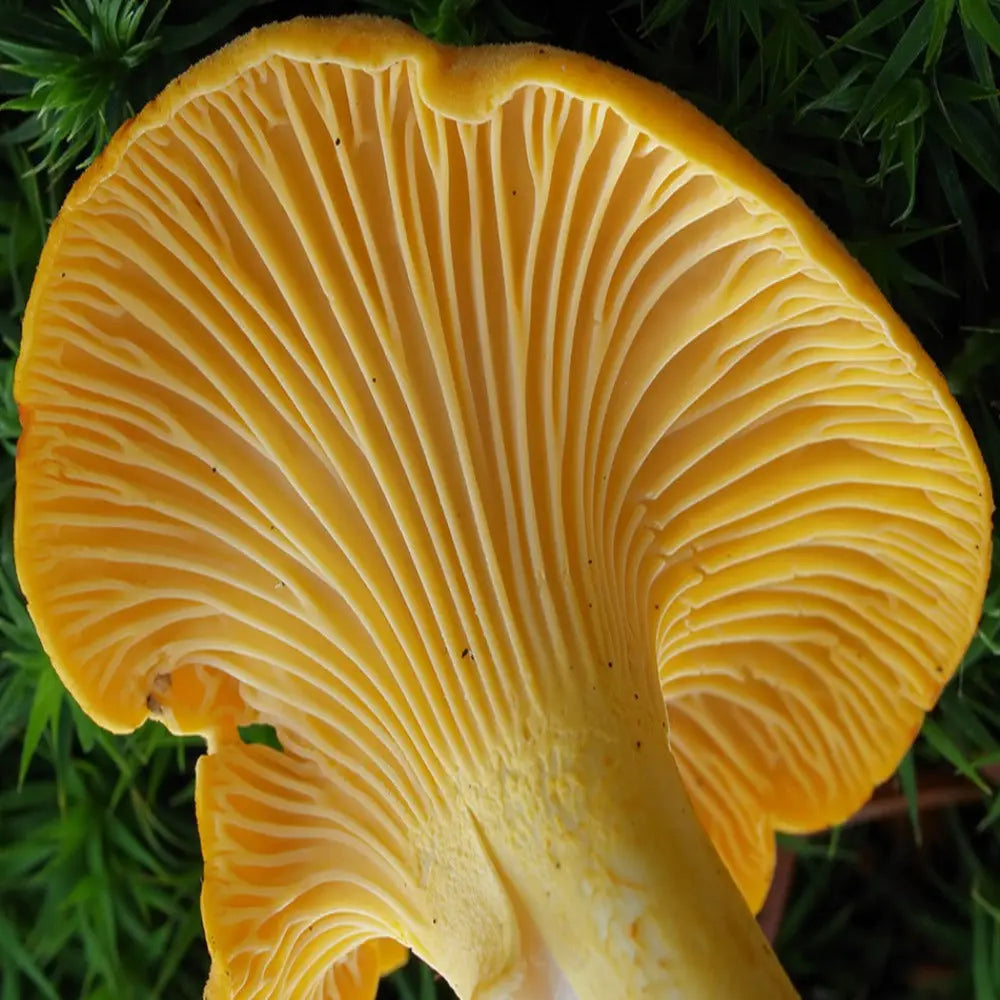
460, 689, 799, 999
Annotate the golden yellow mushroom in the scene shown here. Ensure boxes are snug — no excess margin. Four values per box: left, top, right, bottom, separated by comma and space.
14, 15, 993, 1000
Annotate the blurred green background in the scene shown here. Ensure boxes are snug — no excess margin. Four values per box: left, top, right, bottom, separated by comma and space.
1, 1, 998, 997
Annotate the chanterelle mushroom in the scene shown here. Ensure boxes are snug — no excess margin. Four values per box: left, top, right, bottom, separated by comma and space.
14, 14, 993, 1000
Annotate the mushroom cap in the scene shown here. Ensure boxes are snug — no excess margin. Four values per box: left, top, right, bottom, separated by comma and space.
14, 13, 993, 996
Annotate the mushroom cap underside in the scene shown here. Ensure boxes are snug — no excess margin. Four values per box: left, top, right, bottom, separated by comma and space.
14, 14, 994, 998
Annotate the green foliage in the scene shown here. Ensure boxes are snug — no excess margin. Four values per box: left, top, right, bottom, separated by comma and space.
237, 721, 285, 752
361, 0, 543, 43
1, 722, 208, 1000
776, 812, 1000, 998
0, 0, 169, 174
0, 1, 997, 998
